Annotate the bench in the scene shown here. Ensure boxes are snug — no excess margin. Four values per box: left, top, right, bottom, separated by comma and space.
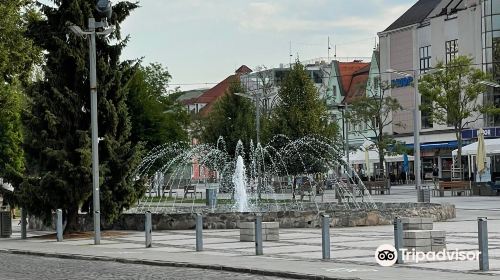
432, 181, 471, 197
335, 184, 364, 203
162, 184, 177, 197
298, 182, 315, 201
364, 181, 390, 195
183, 185, 203, 199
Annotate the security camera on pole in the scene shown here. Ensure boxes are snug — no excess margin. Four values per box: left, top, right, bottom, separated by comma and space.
69, 0, 114, 245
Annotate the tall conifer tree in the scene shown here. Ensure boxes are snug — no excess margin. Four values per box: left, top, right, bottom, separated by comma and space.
21, 0, 143, 231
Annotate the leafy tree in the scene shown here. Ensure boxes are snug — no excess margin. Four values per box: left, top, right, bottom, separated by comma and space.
201, 78, 256, 157
345, 80, 404, 177
0, 0, 40, 205
418, 56, 499, 177
267, 61, 338, 176
20, 0, 143, 232
126, 62, 190, 151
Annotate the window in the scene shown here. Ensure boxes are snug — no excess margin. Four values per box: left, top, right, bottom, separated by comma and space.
421, 96, 433, 129
419, 46, 431, 73
312, 70, 322, 84
484, 88, 500, 126
445, 40, 458, 64
326, 85, 336, 107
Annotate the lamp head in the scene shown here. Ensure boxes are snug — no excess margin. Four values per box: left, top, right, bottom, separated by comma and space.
96, 0, 112, 19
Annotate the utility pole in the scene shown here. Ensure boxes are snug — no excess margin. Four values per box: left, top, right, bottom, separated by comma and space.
69, 0, 114, 245
89, 17, 101, 245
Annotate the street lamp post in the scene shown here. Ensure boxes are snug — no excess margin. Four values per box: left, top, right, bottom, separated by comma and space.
336, 104, 349, 166
413, 75, 421, 191
69, 1, 114, 245
387, 69, 421, 191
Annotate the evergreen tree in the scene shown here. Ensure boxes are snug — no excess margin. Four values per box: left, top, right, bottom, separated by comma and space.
201, 78, 256, 157
267, 61, 338, 175
20, 0, 143, 231
0, 0, 40, 205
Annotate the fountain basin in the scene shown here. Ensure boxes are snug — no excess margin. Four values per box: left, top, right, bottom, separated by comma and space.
29, 202, 455, 232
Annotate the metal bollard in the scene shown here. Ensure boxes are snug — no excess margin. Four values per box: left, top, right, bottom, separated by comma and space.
196, 213, 203, 251
206, 189, 217, 208
21, 208, 27, 240
94, 210, 100, 245
478, 217, 489, 271
255, 215, 263, 255
145, 211, 152, 248
321, 214, 331, 260
56, 209, 63, 242
393, 217, 404, 264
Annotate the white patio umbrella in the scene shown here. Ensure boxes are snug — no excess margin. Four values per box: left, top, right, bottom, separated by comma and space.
476, 128, 486, 174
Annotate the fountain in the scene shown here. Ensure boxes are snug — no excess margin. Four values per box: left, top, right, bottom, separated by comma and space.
131, 135, 377, 215
233, 155, 250, 212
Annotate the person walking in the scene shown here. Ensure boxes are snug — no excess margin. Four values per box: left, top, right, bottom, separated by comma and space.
432, 164, 439, 189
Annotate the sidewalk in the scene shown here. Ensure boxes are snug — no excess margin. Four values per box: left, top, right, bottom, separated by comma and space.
1, 219, 499, 280
0, 234, 496, 280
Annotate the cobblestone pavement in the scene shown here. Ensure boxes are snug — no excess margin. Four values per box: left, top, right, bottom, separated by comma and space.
0, 253, 292, 280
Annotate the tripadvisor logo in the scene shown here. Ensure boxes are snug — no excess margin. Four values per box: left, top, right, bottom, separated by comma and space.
375, 244, 398, 267
375, 244, 480, 266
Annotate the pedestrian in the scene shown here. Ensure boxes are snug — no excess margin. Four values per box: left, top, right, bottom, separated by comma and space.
432, 164, 439, 189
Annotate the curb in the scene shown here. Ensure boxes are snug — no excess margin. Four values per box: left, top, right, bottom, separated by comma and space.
0, 249, 359, 280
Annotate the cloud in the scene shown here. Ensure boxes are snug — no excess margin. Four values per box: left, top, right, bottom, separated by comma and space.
236, 2, 411, 34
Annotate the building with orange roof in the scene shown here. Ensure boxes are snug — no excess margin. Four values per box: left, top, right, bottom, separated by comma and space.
176, 66, 252, 181
179, 65, 252, 117
238, 53, 380, 151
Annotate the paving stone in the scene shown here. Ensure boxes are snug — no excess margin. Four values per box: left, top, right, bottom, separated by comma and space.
0, 253, 288, 280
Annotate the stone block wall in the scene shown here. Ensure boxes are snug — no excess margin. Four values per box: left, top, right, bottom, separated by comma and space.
29, 202, 456, 231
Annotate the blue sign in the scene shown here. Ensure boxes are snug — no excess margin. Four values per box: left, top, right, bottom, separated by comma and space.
462, 127, 500, 139
391, 76, 413, 88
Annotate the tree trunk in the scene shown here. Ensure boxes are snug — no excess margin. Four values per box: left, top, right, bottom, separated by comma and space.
64, 206, 80, 234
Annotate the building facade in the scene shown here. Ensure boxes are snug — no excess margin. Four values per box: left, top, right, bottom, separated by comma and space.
240, 57, 375, 148
378, 0, 500, 180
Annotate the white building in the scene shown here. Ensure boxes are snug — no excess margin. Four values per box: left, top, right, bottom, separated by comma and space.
378, 0, 500, 180
240, 56, 375, 148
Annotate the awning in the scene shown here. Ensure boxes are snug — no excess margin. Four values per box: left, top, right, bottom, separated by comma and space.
345, 140, 414, 164
452, 138, 500, 156
405, 141, 458, 151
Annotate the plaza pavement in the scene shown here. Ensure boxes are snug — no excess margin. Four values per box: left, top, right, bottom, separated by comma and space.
1, 185, 499, 280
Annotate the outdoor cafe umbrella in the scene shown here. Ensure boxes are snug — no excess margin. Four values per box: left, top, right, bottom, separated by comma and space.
403, 153, 409, 173
403, 153, 409, 181
476, 128, 486, 174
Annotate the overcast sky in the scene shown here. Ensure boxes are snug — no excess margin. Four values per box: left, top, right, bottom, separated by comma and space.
120, 0, 415, 91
